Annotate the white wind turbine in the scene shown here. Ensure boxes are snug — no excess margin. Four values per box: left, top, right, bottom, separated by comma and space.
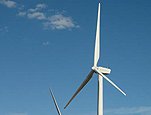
64, 2, 126, 115
49, 88, 62, 115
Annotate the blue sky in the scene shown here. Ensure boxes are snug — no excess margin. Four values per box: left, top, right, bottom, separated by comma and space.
0, 0, 151, 115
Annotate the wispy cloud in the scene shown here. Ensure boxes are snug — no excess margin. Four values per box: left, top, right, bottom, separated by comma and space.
19, 3, 47, 20
28, 3, 47, 12
42, 41, 50, 46
43, 14, 79, 30
79, 106, 151, 115
17, 3, 79, 30
18, 11, 26, 17
1, 1, 79, 30
27, 12, 46, 20
0, 0, 16, 8
105, 106, 151, 115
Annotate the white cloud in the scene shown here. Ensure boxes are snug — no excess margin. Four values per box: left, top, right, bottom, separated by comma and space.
44, 14, 79, 30
105, 106, 151, 115
28, 3, 46, 12
28, 8, 36, 12
18, 11, 26, 17
0, 0, 16, 8
21, 3, 47, 20
42, 41, 50, 46
36, 3, 47, 10
27, 12, 46, 20
2, 1, 79, 30
24, 3, 79, 30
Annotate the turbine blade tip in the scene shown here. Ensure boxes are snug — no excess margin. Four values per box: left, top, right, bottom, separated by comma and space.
64, 106, 67, 109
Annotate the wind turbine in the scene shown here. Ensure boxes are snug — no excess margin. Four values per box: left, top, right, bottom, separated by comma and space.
64, 2, 126, 115
49, 88, 62, 115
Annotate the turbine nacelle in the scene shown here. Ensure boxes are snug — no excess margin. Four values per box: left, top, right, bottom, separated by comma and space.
92, 66, 111, 75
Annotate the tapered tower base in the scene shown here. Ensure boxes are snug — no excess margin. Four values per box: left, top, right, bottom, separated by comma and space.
97, 75, 103, 115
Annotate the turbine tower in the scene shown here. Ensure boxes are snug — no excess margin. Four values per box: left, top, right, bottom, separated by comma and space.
64, 2, 126, 115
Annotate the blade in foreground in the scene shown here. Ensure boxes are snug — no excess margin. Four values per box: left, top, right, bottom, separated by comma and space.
64, 70, 94, 109
94, 3, 101, 67
49, 88, 62, 115
98, 72, 126, 96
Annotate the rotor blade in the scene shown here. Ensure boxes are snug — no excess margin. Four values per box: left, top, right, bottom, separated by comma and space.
98, 72, 126, 96
64, 70, 94, 109
94, 3, 100, 66
49, 88, 62, 115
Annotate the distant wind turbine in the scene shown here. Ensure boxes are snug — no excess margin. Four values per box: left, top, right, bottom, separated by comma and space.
49, 88, 62, 115
64, 2, 126, 115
